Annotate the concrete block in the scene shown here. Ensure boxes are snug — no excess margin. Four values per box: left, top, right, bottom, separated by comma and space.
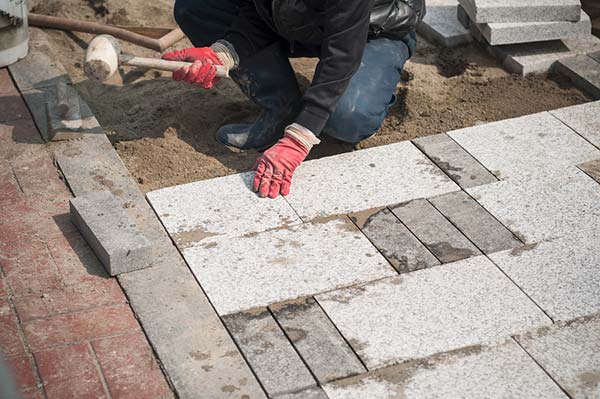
146, 172, 301, 245
390, 199, 480, 263
467, 168, 600, 243
517, 316, 600, 399
70, 191, 153, 275
324, 340, 567, 399
550, 100, 600, 148
578, 159, 600, 183
555, 54, 600, 99
183, 218, 395, 315
275, 387, 329, 399
316, 256, 551, 369
458, 0, 581, 24
490, 230, 600, 321
413, 133, 497, 188
448, 111, 600, 180
222, 308, 316, 397
285, 141, 459, 220
271, 297, 366, 383
417, 5, 473, 48
430, 191, 521, 254
349, 207, 440, 273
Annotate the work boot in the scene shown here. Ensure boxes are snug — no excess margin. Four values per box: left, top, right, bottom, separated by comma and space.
216, 42, 303, 151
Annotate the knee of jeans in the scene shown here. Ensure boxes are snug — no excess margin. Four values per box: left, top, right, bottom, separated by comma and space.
325, 101, 384, 143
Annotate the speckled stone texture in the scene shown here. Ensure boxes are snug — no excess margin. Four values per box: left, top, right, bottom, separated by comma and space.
316, 256, 551, 369
490, 231, 600, 321
323, 340, 567, 399
183, 218, 395, 315
517, 316, 600, 399
551, 101, 600, 148
417, 2, 472, 48
458, 0, 581, 24
555, 54, 600, 99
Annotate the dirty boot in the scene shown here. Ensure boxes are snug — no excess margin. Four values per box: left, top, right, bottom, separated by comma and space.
216, 42, 302, 151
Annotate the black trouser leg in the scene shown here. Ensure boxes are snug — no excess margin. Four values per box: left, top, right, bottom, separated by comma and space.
173, 0, 239, 47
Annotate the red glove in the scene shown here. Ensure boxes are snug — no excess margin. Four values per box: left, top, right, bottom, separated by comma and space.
162, 47, 222, 89
253, 133, 310, 199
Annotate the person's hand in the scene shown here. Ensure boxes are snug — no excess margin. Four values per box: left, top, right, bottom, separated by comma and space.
162, 47, 222, 89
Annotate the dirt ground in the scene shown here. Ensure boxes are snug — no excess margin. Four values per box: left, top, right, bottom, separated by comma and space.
32, 0, 593, 193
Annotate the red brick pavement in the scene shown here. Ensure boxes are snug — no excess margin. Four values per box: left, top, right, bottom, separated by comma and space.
0, 68, 173, 399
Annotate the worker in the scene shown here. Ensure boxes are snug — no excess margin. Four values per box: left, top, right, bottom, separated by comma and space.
164, 0, 425, 198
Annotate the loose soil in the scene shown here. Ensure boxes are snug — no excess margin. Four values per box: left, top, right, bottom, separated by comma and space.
33, 0, 592, 193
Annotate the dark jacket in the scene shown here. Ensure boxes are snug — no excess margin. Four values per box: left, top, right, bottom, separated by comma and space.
225, 0, 425, 135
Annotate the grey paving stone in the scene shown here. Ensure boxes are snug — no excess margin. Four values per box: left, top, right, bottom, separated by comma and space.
556, 54, 600, 99
550, 100, 600, 148
490, 231, 600, 321
390, 199, 480, 263
589, 50, 600, 63
271, 297, 366, 384
223, 308, 316, 397
429, 191, 521, 254
417, 4, 473, 48
285, 141, 459, 220
448, 111, 600, 180
517, 316, 600, 399
467, 168, 600, 243
146, 172, 301, 244
349, 207, 440, 273
184, 217, 395, 315
70, 191, 153, 276
578, 159, 600, 183
274, 387, 329, 399
458, 0, 581, 24
323, 340, 567, 399
413, 133, 497, 189
316, 256, 551, 369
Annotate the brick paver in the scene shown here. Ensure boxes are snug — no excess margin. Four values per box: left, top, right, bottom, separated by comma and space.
0, 67, 172, 398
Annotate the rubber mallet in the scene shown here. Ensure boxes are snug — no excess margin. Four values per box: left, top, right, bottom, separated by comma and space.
83, 34, 230, 82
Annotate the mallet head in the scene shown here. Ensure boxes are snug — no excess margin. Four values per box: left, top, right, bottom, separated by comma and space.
84, 34, 121, 82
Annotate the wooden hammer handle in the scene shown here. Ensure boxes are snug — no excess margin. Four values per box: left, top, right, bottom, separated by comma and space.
119, 55, 230, 78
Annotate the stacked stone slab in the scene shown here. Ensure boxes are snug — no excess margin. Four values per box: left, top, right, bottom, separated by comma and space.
457, 0, 600, 75
417, 0, 473, 48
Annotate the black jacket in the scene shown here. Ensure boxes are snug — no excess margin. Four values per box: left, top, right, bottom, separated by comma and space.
225, 0, 425, 135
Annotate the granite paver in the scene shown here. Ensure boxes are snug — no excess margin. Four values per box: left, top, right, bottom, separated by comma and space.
517, 316, 600, 399
458, 0, 581, 24
184, 217, 395, 315
284, 141, 459, 220
550, 100, 600, 148
271, 297, 366, 383
430, 190, 521, 254
448, 111, 600, 180
274, 387, 329, 399
349, 207, 440, 273
417, 2, 472, 47
316, 256, 551, 369
556, 54, 600, 99
390, 199, 480, 263
323, 340, 567, 399
223, 308, 316, 397
490, 231, 600, 321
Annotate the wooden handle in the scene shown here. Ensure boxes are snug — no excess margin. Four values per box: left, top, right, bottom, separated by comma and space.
119, 55, 230, 78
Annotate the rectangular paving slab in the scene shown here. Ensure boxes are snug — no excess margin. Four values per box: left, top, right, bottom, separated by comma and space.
390, 199, 480, 263
429, 191, 521, 254
555, 54, 600, 99
413, 133, 497, 189
270, 297, 366, 384
274, 387, 329, 399
517, 316, 600, 399
349, 207, 440, 273
323, 340, 566, 399
222, 308, 316, 397
490, 231, 600, 321
458, 0, 581, 24
550, 100, 600, 148
448, 111, 600, 180
316, 256, 551, 369
183, 218, 395, 315
417, 4, 473, 48
467, 168, 600, 243
284, 141, 459, 220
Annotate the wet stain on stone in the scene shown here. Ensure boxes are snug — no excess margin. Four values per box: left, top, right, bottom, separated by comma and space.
578, 371, 600, 390
428, 241, 476, 263
431, 156, 464, 182
510, 243, 538, 257
286, 327, 308, 343
221, 350, 239, 358
172, 228, 219, 248
201, 365, 213, 372
190, 351, 211, 361
221, 385, 240, 393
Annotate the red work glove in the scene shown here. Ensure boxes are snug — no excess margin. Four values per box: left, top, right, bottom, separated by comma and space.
162, 47, 222, 89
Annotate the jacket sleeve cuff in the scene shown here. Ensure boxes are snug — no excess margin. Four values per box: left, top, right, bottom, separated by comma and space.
295, 105, 331, 136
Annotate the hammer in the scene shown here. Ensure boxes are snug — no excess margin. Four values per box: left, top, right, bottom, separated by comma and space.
84, 34, 230, 82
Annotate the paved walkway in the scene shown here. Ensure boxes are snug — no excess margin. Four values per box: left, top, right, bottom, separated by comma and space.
0, 67, 173, 399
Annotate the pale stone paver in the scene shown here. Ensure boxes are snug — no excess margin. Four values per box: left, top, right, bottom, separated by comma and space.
556, 54, 600, 99
323, 340, 567, 399
417, 2, 473, 48
550, 100, 600, 148
275, 387, 329, 399
467, 168, 600, 243
285, 141, 459, 220
316, 256, 551, 369
490, 231, 600, 321
458, 0, 581, 24
448, 111, 600, 180
517, 316, 600, 399
146, 172, 301, 243
184, 218, 395, 315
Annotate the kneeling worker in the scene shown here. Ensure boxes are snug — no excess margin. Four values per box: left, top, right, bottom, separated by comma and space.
164, 0, 425, 198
